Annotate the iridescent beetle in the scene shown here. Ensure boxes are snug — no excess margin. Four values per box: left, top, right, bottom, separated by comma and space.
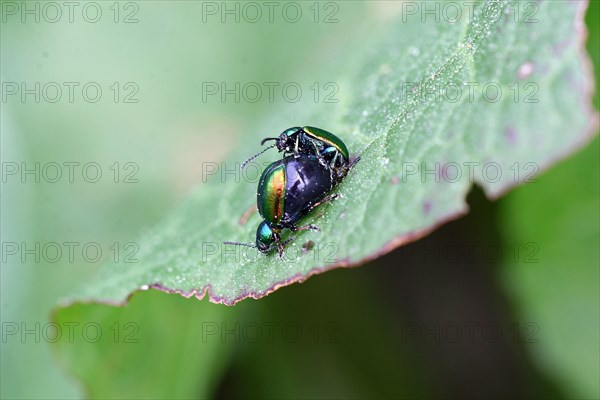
241, 126, 351, 178
225, 152, 359, 256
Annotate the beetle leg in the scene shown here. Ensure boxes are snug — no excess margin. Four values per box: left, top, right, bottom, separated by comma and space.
329, 152, 339, 169
272, 235, 299, 258
307, 193, 340, 213
291, 224, 320, 232
314, 142, 328, 166
272, 232, 285, 258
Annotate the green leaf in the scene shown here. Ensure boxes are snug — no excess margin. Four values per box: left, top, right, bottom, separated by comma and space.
497, 136, 600, 399
52, 291, 233, 399
1, 116, 82, 399
65, 0, 597, 306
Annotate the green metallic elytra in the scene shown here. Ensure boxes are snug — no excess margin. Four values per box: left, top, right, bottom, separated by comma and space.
302, 126, 350, 161
256, 161, 286, 225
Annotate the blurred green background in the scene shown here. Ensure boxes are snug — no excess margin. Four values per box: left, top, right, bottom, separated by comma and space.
1, 1, 598, 399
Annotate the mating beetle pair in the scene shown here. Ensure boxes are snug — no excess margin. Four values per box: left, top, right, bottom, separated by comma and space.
225, 126, 360, 256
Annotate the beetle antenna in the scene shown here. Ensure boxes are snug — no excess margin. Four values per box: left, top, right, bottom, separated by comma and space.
260, 137, 278, 146
240, 144, 276, 169
223, 241, 256, 248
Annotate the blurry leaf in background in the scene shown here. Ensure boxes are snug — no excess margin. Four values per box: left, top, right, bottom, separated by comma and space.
1, 113, 81, 399
498, 137, 600, 399
53, 291, 233, 399
586, 0, 600, 110
215, 270, 431, 399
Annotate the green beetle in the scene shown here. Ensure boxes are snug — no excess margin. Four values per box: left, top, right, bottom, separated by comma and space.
242, 126, 351, 176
